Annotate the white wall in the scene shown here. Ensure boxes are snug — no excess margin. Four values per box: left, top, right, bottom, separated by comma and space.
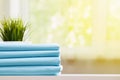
0, 0, 11, 19
0, 0, 28, 20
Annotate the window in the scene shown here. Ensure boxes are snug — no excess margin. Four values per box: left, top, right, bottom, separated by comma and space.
29, 0, 120, 60
2, 0, 120, 59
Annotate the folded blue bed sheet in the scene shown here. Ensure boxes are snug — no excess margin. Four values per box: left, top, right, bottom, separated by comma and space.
0, 66, 62, 76
0, 57, 60, 66
0, 51, 59, 58
0, 43, 59, 51
0, 74, 60, 76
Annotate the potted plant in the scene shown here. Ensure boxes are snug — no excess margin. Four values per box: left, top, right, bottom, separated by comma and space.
0, 18, 29, 41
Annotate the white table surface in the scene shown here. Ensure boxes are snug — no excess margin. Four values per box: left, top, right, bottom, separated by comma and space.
0, 74, 120, 80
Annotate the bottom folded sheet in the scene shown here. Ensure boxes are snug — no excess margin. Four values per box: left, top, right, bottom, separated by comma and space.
0, 66, 62, 76
0, 73, 60, 76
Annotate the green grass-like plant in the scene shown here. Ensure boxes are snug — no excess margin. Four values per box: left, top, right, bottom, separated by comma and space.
0, 18, 29, 41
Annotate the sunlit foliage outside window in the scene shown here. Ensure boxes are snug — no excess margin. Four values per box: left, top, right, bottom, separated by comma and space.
107, 0, 120, 41
30, 0, 93, 47
30, 0, 120, 47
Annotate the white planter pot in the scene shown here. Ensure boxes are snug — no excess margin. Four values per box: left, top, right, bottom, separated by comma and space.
0, 41, 31, 45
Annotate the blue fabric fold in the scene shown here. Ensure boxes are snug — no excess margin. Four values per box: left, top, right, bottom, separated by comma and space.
0, 66, 61, 75
0, 51, 59, 58
0, 74, 59, 76
0, 43, 59, 51
0, 57, 60, 66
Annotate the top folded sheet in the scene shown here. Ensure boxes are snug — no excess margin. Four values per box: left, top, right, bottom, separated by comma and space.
0, 43, 59, 51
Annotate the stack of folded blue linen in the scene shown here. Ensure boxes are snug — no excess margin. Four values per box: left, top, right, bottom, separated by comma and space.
0, 43, 62, 76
